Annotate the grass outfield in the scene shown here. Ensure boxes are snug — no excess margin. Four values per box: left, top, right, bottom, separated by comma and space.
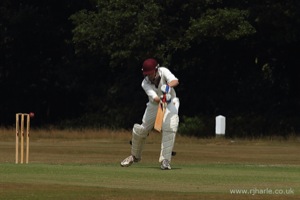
0, 128, 299, 200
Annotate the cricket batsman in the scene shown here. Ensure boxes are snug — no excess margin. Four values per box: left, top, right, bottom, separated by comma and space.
120, 58, 180, 170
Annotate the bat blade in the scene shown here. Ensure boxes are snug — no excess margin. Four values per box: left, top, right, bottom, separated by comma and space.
154, 102, 166, 132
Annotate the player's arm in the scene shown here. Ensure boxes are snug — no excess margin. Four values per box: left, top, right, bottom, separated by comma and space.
167, 79, 179, 88
161, 78, 179, 94
142, 80, 160, 103
153, 96, 160, 103
162, 67, 179, 88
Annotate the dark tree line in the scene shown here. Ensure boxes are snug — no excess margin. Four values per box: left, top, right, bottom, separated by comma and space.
1, 0, 299, 137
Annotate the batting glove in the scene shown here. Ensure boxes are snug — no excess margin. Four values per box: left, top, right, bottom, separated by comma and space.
160, 94, 171, 103
161, 84, 171, 94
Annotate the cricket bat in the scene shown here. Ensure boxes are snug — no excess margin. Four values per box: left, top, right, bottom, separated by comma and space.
154, 95, 167, 132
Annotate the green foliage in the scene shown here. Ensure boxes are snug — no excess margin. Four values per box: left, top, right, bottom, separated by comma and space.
226, 115, 300, 138
178, 116, 214, 137
70, 0, 162, 63
70, 1, 256, 66
186, 8, 256, 41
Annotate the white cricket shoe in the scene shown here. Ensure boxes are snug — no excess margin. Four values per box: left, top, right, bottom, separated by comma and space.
120, 155, 140, 167
161, 159, 171, 170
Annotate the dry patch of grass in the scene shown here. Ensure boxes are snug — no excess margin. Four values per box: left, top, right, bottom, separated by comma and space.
0, 127, 131, 140
1, 127, 299, 165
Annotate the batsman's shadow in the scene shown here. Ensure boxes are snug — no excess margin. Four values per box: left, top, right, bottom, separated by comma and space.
138, 166, 182, 170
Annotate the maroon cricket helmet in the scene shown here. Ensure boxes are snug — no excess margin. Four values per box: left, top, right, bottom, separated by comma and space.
142, 58, 158, 75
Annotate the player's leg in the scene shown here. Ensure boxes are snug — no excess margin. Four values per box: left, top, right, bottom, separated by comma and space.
160, 98, 180, 170
121, 102, 157, 167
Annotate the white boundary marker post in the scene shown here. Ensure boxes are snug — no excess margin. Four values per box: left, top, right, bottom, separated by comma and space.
215, 115, 226, 137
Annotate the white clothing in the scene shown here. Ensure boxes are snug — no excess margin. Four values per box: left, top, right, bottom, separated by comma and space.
142, 67, 178, 103
130, 67, 179, 163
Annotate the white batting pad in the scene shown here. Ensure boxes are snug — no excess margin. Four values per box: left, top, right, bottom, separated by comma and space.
159, 131, 176, 162
131, 124, 147, 159
159, 98, 179, 163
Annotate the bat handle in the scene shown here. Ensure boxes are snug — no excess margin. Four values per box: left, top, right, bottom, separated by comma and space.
162, 94, 166, 103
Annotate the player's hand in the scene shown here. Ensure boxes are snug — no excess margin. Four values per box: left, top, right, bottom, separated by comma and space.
160, 94, 171, 103
161, 84, 171, 94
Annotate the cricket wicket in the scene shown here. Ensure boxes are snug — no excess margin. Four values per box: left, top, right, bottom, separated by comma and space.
15, 113, 30, 164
